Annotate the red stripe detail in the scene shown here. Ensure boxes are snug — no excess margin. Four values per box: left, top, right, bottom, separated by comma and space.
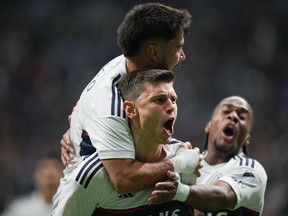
82, 129, 89, 136
243, 207, 260, 215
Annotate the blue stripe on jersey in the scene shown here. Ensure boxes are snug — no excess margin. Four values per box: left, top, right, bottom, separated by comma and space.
83, 160, 103, 189
251, 159, 255, 168
111, 74, 123, 117
238, 156, 243, 165
117, 86, 122, 117
75, 153, 103, 189
235, 155, 255, 168
245, 157, 249, 166
79, 130, 96, 156
115, 82, 126, 119
75, 153, 98, 182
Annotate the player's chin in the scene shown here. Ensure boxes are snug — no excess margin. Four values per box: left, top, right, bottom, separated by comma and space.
159, 135, 172, 144
173, 62, 181, 69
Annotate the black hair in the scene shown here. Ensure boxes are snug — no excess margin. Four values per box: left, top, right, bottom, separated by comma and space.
117, 3, 192, 56
118, 68, 175, 101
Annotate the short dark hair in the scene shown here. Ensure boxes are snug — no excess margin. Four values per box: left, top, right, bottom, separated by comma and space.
117, 3, 192, 57
118, 68, 175, 101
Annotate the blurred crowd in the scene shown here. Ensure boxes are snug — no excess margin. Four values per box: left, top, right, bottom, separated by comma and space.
0, 0, 287, 215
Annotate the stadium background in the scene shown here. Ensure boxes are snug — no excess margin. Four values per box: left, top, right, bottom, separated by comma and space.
0, 0, 287, 215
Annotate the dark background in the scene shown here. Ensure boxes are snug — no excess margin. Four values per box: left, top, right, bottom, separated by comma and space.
0, 0, 287, 215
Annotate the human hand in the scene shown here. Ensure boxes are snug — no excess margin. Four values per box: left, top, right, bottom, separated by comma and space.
148, 171, 177, 205
179, 141, 192, 149
148, 171, 190, 205
60, 128, 75, 166
177, 142, 204, 178
170, 147, 202, 174
194, 150, 204, 177
179, 147, 204, 186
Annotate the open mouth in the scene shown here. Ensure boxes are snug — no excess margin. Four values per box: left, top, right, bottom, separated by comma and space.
163, 118, 174, 134
223, 123, 235, 137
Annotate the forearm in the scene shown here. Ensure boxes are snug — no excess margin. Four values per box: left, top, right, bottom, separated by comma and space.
102, 159, 174, 194
102, 146, 199, 194
185, 182, 236, 211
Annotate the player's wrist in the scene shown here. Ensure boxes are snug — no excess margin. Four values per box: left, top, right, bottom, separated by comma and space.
174, 183, 190, 202
171, 172, 190, 202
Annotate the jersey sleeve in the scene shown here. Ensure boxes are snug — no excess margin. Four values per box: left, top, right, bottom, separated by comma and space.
87, 115, 135, 160
219, 158, 267, 212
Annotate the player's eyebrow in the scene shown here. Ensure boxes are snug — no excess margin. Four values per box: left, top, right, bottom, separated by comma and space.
222, 104, 249, 114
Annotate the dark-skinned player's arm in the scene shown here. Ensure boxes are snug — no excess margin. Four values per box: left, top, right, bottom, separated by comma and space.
148, 171, 237, 212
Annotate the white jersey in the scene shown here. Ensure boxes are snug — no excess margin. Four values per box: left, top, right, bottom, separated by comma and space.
196, 153, 267, 216
52, 141, 194, 216
70, 54, 134, 163
53, 55, 135, 213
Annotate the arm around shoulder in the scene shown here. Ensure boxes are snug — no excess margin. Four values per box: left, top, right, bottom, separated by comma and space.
101, 145, 202, 194
102, 158, 174, 194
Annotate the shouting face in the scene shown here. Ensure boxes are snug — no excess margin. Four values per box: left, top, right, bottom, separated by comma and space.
205, 96, 253, 157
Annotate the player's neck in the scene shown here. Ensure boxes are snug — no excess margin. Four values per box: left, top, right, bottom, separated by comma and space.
134, 137, 166, 162
125, 56, 156, 73
205, 150, 233, 165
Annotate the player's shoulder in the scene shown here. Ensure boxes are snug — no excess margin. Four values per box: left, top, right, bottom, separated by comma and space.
95, 54, 126, 79
230, 154, 261, 169
84, 55, 126, 92
230, 154, 267, 178
76, 55, 126, 106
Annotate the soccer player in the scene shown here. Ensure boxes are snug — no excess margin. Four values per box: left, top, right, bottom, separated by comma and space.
56, 2, 195, 201
148, 96, 268, 216
52, 69, 201, 216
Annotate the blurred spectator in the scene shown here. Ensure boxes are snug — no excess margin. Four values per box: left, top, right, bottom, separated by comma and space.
1, 155, 64, 216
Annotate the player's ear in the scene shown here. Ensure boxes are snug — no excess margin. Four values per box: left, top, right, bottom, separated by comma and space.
204, 121, 211, 134
147, 44, 159, 64
123, 101, 137, 119
244, 134, 251, 146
